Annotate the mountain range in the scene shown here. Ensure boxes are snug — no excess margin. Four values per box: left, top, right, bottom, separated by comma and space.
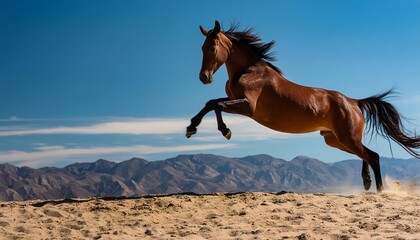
0, 154, 419, 201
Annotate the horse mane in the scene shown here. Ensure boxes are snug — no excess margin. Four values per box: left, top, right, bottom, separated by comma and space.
223, 24, 282, 74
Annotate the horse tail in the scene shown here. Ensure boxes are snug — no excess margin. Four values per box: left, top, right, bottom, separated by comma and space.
358, 89, 420, 158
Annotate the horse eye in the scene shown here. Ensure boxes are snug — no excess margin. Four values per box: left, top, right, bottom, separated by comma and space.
210, 46, 216, 53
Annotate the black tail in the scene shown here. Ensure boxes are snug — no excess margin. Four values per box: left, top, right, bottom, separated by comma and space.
358, 89, 420, 158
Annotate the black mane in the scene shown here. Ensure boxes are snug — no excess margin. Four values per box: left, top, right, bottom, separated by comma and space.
223, 24, 282, 74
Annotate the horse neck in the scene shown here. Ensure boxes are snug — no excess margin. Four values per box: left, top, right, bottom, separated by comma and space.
225, 42, 260, 81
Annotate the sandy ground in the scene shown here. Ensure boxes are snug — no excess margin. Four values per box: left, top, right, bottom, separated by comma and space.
0, 180, 419, 240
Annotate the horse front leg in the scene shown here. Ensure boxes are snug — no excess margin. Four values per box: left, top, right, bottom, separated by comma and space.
215, 98, 253, 139
214, 106, 231, 139
186, 97, 252, 139
186, 97, 229, 138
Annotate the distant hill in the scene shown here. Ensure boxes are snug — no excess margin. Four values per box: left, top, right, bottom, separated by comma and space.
0, 154, 419, 201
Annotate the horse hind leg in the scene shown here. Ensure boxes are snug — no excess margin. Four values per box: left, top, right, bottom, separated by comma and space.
362, 146, 383, 192
323, 131, 352, 154
323, 131, 373, 191
333, 130, 383, 192
361, 161, 371, 191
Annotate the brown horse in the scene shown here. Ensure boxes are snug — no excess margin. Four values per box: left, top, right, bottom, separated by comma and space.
186, 21, 420, 192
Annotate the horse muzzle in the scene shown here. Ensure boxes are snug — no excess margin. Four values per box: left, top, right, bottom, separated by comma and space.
199, 71, 213, 84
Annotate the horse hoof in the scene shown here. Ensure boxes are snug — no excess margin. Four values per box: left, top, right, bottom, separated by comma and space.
186, 131, 196, 138
363, 178, 372, 191
186, 128, 197, 138
223, 129, 232, 140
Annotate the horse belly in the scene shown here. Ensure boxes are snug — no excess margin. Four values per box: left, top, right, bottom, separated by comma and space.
253, 114, 327, 134
252, 95, 330, 134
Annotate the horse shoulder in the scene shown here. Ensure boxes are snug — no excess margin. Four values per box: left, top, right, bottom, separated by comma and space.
225, 69, 264, 99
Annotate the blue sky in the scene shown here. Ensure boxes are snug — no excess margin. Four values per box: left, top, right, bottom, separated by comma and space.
1, 0, 420, 167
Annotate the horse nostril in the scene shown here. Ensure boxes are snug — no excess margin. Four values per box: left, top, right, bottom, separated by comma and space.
199, 72, 208, 83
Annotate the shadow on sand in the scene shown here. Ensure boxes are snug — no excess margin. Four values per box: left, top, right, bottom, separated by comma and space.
31, 191, 289, 207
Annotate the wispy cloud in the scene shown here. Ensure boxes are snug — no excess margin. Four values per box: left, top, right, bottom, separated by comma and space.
0, 143, 236, 167
0, 116, 315, 167
192, 118, 312, 142
0, 116, 21, 122
0, 118, 187, 136
0, 116, 307, 140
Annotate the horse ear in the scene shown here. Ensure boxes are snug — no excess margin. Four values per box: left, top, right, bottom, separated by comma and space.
214, 20, 221, 34
199, 26, 208, 36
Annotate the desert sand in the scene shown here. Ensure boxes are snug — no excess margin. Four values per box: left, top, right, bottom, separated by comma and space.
0, 180, 419, 240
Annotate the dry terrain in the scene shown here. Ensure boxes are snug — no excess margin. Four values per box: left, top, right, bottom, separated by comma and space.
1, 182, 419, 240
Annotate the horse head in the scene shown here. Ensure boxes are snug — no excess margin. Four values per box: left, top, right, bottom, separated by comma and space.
199, 20, 231, 84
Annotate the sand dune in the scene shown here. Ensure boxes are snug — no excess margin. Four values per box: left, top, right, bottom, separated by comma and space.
1, 186, 419, 240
